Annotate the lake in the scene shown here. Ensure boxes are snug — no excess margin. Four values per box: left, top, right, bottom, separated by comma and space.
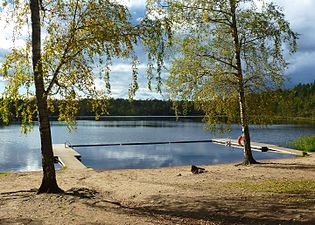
1, 119, 314, 172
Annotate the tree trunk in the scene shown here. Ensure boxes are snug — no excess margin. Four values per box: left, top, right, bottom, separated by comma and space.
238, 90, 257, 165
229, 0, 257, 165
30, 0, 63, 193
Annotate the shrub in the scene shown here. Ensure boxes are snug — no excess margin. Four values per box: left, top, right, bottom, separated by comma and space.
291, 135, 315, 152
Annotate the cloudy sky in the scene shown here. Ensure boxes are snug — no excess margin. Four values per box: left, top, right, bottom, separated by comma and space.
0, 0, 314, 99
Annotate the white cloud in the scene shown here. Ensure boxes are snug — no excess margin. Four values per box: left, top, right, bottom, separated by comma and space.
134, 87, 163, 99
0, 8, 28, 50
117, 0, 146, 8
0, 37, 26, 50
0, 83, 6, 96
110, 63, 147, 72
94, 78, 105, 91
94, 62, 164, 99
254, 0, 264, 9
273, 0, 314, 27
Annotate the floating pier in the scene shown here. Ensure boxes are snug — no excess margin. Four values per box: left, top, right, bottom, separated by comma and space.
68, 139, 213, 148
52, 144, 87, 170
67, 138, 307, 157
212, 138, 307, 156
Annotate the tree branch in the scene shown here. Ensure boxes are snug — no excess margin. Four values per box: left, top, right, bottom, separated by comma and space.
45, 0, 82, 96
159, 2, 232, 26
198, 54, 238, 70
45, 59, 65, 95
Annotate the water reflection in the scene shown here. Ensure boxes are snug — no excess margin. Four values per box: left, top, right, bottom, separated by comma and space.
0, 146, 58, 172
76, 143, 292, 170
0, 120, 314, 172
0, 125, 60, 172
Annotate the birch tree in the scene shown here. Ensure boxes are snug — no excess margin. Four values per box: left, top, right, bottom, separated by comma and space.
0, 0, 171, 193
150, 0, 297, 164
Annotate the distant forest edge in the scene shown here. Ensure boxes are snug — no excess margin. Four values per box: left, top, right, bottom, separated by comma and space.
1, 82, 314, 125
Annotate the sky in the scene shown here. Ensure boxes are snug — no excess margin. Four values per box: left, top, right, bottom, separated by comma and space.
0, 0, 314, 99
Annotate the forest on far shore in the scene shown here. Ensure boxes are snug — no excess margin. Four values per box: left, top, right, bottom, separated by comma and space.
1, 81, 314, 125
61, 81, 315, 121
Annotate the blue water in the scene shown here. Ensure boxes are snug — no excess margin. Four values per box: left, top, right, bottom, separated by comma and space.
0, 120, 314, 172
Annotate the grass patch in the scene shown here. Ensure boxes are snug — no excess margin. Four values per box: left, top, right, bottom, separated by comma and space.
0, 172, 10, 176
228, 180, 315, 194
291, 135, 315, 152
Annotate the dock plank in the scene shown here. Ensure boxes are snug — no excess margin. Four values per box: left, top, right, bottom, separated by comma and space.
52, 144, 87, 170
212, 138, 307, 156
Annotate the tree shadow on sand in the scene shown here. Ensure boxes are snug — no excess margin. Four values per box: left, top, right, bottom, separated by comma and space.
0, 187, 97, 199
120, 193, 315, 225
0, 218, 42, 225
255, 162, 315, 171
83, 184, 315, 225
2, 184, 315, 224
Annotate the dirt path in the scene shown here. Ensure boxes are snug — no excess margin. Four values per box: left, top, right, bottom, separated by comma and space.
1, 155, 315, 225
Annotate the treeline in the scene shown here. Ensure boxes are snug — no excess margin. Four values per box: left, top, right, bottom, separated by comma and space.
0, 98, 202, 124
243, 81, 315, 124
1, 81, 314, 125
104, 82, 315, 119
69, 99, 202, 117
47, 99, 200, 118
277, 82, 315, 118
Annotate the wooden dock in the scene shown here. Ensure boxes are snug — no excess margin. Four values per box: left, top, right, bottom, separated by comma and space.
52, 144, 87, 170
212, 139, 308, 156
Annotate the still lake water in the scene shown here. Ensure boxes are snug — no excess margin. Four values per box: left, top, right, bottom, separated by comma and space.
1, 119, 314, 172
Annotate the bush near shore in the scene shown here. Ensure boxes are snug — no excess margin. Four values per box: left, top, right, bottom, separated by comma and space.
291, 135, 315, 152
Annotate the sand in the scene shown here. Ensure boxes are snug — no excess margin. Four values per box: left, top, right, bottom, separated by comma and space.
1, 155, 315, 225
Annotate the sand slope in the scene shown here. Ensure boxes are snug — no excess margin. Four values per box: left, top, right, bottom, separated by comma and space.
1, 155, 315, 225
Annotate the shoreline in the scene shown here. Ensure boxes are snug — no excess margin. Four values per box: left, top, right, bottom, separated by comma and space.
1, 151, 297, 174
1, 155, 315, 224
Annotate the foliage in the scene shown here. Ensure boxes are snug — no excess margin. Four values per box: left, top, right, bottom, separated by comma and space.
291, 135, 315, 152
155, 0, 297, 129
0, 0, 171, 130
276, 81, 315, 118
247, 81, 315, 122
103, 99, 178, 116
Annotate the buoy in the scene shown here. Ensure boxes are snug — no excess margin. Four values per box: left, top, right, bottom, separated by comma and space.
237, 135, 245, 146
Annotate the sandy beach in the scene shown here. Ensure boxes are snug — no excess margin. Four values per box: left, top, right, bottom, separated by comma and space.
1, 155, 315, 225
